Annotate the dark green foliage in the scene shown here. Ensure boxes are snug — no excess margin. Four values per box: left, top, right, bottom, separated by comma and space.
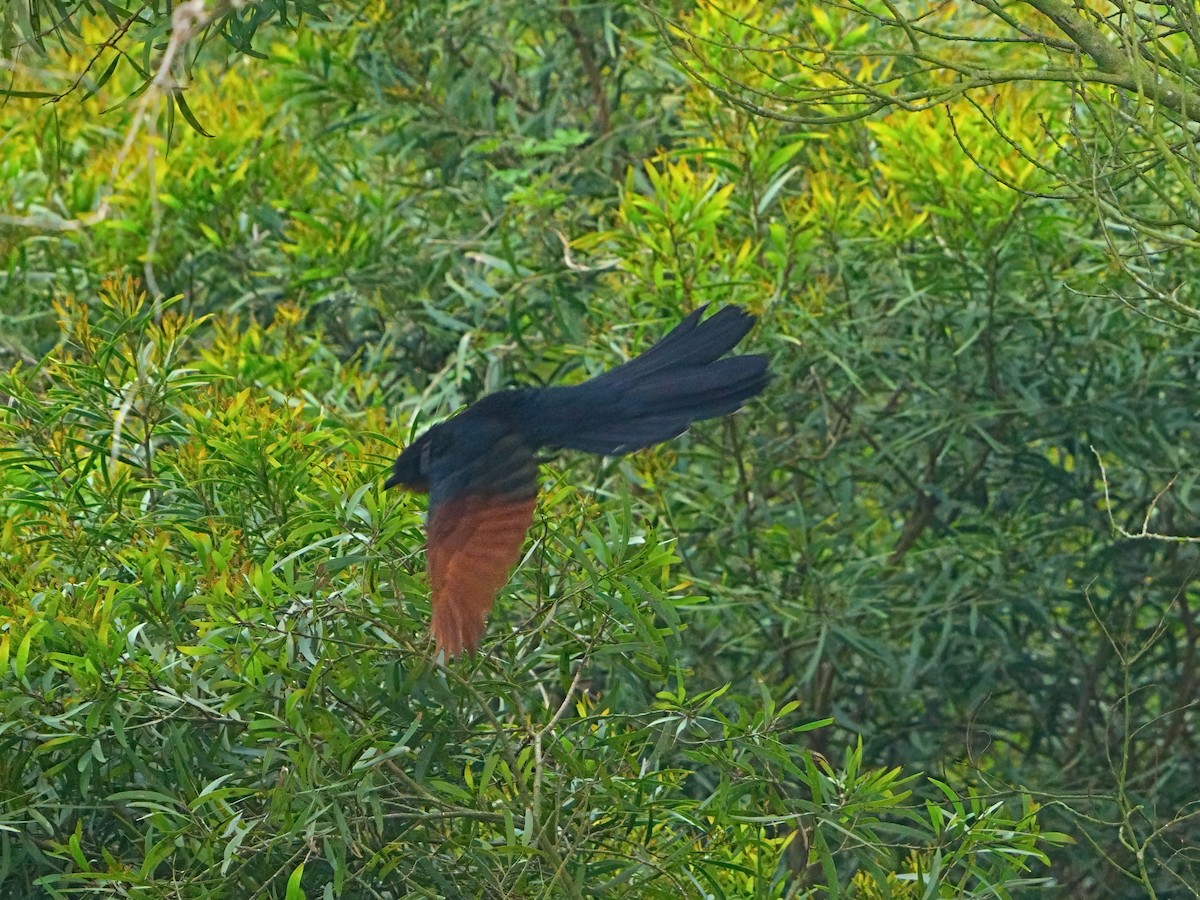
0, 286, 1065, 896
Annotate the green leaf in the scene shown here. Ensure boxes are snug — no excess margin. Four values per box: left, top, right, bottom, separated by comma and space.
286, 863, 306, 900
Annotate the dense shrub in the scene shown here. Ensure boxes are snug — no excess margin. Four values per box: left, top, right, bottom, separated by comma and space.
3, 1, 1196, 895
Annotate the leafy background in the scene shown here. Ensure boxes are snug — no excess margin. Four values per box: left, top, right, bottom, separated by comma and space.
1, 1, 1197, 897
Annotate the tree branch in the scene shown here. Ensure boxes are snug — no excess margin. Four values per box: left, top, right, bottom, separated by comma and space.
1021, 0, 1200, 122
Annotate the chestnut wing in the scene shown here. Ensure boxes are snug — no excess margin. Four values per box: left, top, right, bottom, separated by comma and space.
425, 432, 539, 655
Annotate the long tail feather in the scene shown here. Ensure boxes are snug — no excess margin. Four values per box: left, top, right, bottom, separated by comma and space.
527, 306, 768, 455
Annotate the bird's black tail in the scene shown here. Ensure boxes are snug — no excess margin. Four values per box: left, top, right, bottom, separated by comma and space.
527, 305, 769, 455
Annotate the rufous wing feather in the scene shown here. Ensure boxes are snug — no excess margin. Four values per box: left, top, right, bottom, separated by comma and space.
426, 493, 537, 656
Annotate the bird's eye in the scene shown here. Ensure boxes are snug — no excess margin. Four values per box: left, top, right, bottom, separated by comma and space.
419, 439, 432, 474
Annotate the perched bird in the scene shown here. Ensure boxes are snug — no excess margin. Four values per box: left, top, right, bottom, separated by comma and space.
386, 304, 769, 656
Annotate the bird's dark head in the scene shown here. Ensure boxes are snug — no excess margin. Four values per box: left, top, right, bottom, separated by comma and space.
385, 430, 434, 492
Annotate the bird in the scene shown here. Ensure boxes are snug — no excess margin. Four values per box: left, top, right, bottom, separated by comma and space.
385, 304, 769, 656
